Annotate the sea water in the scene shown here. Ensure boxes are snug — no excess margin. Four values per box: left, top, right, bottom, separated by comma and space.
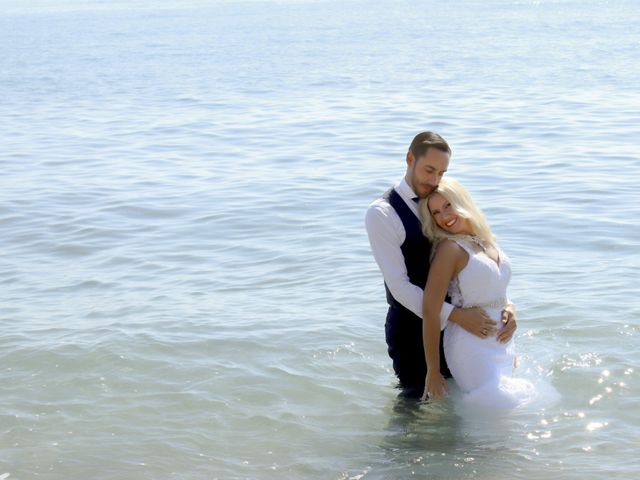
1, 0, 639, 478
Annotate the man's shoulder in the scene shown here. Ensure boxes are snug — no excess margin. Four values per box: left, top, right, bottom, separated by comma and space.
367, 184, 398, 207
367, 195, 389, 210
366, 189, 394, 215
366, 189, 401, 231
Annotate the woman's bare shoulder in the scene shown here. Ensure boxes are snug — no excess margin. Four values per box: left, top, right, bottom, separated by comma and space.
432, 239, 468, 272
433, 239, 464, 257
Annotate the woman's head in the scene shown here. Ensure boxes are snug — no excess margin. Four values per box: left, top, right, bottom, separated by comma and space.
419, 178, 496, 245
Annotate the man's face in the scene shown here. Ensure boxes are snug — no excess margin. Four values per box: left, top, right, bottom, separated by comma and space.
406, 148, 450, 198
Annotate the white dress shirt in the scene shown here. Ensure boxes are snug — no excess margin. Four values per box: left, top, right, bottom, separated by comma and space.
365, 177, 454, 330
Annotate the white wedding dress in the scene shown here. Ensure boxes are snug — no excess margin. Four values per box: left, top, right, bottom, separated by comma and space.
444, 238, 535, 409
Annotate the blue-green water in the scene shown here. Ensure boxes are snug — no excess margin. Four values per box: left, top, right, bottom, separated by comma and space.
1, 1, 639, 478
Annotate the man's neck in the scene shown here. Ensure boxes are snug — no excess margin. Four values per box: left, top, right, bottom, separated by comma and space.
402, 175, 418, 198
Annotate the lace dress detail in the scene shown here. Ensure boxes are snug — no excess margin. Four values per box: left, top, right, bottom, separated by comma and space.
447, 275, 464, 310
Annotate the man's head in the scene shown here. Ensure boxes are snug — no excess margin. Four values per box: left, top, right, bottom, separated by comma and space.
405, 131, 451, 199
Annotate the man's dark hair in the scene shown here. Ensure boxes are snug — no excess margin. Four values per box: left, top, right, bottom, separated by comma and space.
408, 131, 451, 159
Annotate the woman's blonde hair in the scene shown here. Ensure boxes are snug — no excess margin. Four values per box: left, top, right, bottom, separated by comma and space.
419, 177, 496, 248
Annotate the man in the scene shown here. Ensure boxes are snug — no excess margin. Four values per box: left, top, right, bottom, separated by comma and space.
365, 131, 517, 398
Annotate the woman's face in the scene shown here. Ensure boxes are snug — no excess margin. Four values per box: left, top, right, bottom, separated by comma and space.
428, 192, 472, 235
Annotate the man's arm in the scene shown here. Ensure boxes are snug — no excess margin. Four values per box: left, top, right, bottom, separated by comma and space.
365, 201, 453, 329
448, 307, 500, 338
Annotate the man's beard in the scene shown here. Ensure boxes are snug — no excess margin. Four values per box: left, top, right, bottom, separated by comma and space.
413, 181, 437, 198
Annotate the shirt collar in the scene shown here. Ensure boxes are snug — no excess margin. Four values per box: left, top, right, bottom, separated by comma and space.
396, 177, 418, 201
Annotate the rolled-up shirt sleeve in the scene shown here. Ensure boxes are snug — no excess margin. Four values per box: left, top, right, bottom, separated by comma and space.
365, 200, 453, 330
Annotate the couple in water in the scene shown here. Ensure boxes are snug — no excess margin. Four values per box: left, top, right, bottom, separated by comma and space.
366, 131, 533, 408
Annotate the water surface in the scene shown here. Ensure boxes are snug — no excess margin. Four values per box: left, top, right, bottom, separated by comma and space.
1, 0, 639, 478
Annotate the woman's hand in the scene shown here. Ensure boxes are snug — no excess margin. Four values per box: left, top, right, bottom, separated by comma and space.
450, 307, 498, 339
497, 303, 517, 343
421, 371, 448, 401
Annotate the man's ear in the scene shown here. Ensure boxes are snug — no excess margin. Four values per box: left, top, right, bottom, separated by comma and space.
406, 151, 414, 168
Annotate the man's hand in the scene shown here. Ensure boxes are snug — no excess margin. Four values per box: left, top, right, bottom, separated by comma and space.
449, 307, 498, 339
497, 303, 517, 343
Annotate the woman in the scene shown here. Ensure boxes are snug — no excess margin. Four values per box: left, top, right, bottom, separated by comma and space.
418, 178, 534, 408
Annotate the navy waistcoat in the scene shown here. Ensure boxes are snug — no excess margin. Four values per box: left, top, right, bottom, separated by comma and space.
382, 187, 451, 390
383, 188, 432, 306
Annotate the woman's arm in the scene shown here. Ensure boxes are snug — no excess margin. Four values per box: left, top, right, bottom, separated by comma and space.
421, 240, 465, 400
